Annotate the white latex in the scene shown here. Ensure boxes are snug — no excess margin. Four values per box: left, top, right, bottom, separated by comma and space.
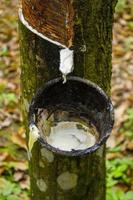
59, 48, 74, 82
28, 125, 40, 159
46, 122, 96, 151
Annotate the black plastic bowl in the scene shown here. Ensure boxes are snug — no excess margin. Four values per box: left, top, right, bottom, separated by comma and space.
29, 76, 114, 156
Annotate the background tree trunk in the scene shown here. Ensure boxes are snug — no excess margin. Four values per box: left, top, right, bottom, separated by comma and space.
19, 0, 117, 199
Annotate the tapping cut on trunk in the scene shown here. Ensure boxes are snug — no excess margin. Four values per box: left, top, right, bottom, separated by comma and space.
22, 0, 74, 47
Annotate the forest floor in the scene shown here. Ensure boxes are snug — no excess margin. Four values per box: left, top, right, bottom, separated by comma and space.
0, 0, 133, 200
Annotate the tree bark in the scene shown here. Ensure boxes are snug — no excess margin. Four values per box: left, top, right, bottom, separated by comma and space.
19, 0, 117, 199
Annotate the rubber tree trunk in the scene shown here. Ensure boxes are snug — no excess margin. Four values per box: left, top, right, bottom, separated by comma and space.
19, 0, 117, 199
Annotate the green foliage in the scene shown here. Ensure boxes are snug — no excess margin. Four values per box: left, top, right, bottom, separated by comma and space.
7, 196, 22, 200
107, 158, 133, 186
4, 0, 11, 5
0, 46, 9, 57
125, 191, 133, 200
120, 108, 133, 138
107, 189, 133, 200
0, 178, 23, 200
107, 146, 121, 153
115, 0, 126, 13
106, 158, 133, 200
123, 37, 133, 52
127, 21, 133, 28
0, 148, 29, 200
0, 92, 17, 107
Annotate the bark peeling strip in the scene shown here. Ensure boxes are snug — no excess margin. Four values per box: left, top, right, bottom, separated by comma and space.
57, 171, 78, 190
36, 179, 47, 192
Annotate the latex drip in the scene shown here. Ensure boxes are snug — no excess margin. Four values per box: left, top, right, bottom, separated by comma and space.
59, 48, 74, 83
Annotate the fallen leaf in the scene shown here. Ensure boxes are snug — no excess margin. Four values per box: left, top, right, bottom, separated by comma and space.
11, 133, 26, 149
20, 176, 30, 189
0, 117, 12, 129
16, 162, 28, 171
14, 171, 24, 182
106, 152, 123, 160
0, 152, 9, 161
126, 140, 133, 151
107, 135, 116, 148
0, 167, 5, 175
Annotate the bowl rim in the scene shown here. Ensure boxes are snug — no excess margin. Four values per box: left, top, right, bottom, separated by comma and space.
29, 76, 114, 157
